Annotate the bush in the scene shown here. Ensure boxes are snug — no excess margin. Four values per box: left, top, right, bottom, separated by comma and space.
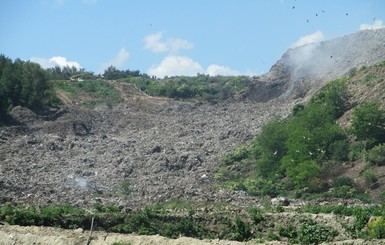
111, 242, 131, 245
379, 191, 385, 202
350, 102, 385, 144
243, 178, 284, 197
284, 160, 320, 188
329, 140, 349, 161
115, 179, 132, 197
367, 217, 385, 239
366, 144, 385, 166
332, 176, 354, 188
362, 170, 378, 184
227, 217, 252, 241
327, 185, 358, 199
298, 223, 338, 244
222, 145, 249, 166
247, 207, 265, 224
278, 225, 298, 239
319, 161, 344, 180
348, 141, 366, 161
345, 208, 372, 238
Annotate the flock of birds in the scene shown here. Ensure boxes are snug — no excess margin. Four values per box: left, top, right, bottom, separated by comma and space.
291, 5, 349, 24
291, 4, 376, 25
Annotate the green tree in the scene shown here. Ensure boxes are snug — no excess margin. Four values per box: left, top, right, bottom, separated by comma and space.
253, 117, 288, 178
0, 55, 59, 122
309, 78, 349, 118
350, 102, 385, 145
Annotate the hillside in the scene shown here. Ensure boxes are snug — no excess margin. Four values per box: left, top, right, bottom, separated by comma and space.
240, 28, 385, 102
1, 28, 385, 244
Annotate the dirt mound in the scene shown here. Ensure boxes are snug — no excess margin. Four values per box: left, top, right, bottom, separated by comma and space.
8, 106, 43, 125
0, 89, 293, 208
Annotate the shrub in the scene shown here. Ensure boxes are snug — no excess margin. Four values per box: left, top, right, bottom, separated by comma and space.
366, 144, 385, 166
298, 223, 338, 244
309, 77, 349, 118
222, 145, 249, 166
228, 217, 252, 241
349, 102, 385, 144
329, 139, 349, 161
348, 141, 366, 161
362, 170, 378, 184
332, 176, 354, 188
379, 191, 385, 202
247, 207, 265, 224
284, 160, 320, 188
319, 161, 343, 180
367, 217, 385, 239
348, 67, 358, 77
115, 180, 132, 197
111, 242, 131, 245
327, 185, 358, 199
243, 178, 284, 197
278, 225, 298, 239
345, 208, 371, 238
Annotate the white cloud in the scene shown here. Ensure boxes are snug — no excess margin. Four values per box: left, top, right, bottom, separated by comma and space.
167, 38, 194, 53
144, 32, 168, 53
144, 32, 193, 54
359, 19, 384, 30
147, 55, 258, 78
99, 48, 129, 73
30, 56, 82, 69
148, 56, 203, 78
206, 64, 241, 76
292, 31, 324, 48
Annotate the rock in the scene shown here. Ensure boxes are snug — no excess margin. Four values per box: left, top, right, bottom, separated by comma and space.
271, 197, 290, 206
9, 106, 42, 125
72, 122, 92, 136
150, 145, 162, 153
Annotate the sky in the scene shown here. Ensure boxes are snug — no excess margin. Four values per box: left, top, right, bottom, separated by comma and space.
1, 0, 384, 78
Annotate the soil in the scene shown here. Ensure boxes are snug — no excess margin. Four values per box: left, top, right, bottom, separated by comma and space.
0, 224, 261, 245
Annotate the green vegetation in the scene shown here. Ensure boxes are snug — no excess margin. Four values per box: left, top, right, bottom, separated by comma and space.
100, 65, 252, 101
366, 144, 385, 166
1, 56, 252, 124
103, 65, 141, 80
52, 79, 122, 108
297, 222, 338, 244
45, 65, 97, 81
120, 74, 251, 101
3, 201, 385, 242
216, 67, 385, 201
350, 102, 385, 145
113, 179, 132, 198
111, 242, 131, 245
0, 55, 60, 123
216, 78, 353, 195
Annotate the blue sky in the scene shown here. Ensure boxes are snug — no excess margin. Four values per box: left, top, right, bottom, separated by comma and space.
1, 0, 384, 77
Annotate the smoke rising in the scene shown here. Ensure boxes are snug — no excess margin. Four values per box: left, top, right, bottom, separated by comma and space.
278, 28, 385, 98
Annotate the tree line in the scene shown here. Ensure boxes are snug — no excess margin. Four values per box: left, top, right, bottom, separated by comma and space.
0, 55, 59, 122
0, 55, 253, 123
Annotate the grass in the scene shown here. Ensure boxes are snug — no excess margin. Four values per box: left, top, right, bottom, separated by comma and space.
2, 201, 385, 242
52, 79, 122, 108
